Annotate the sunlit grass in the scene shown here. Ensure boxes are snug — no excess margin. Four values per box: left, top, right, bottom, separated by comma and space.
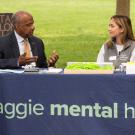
0, 0, 135, 67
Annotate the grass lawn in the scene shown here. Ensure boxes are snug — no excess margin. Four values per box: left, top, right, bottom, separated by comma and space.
0, 0, 135, 68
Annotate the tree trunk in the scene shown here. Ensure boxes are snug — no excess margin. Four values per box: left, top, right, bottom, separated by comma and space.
116, 0, 130, 17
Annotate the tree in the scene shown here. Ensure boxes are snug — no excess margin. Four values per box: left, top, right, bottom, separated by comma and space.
116, 0, 130, 17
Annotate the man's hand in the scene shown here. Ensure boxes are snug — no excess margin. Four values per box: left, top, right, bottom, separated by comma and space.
19, 54, 38, 66
48, 50, 59, 67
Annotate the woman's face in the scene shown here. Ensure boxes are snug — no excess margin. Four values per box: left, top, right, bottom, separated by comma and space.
108, 18, 124, 38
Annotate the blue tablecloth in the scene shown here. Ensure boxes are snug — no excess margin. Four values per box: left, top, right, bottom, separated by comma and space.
0, 73, 135, 135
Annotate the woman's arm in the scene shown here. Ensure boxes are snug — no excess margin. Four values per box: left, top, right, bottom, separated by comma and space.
96, 44, 105, 63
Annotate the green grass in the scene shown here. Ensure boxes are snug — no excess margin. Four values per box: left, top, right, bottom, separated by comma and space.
0, 0, 135, 68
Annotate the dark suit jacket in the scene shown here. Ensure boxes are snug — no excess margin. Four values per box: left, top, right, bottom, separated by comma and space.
0, 31, 48, 69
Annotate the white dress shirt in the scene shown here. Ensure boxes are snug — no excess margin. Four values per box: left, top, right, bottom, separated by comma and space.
14, 31, 36, 67
14, 31, 33, 56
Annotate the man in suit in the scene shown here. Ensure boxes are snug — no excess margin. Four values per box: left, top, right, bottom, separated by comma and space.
0, 11, 58, 69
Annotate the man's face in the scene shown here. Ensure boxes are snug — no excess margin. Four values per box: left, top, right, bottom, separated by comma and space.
15, 14, 35, 38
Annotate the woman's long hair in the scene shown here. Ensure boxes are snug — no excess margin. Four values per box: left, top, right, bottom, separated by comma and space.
106, 15, 135, 48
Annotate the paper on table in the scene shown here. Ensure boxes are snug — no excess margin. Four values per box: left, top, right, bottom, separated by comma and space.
0, 69, 24, 74
39, 68, 63, 74
126, 62, 135, 74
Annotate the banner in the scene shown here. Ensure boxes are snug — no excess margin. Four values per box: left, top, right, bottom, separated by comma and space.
0, 74, 135, 135
0, 13, 13, 37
